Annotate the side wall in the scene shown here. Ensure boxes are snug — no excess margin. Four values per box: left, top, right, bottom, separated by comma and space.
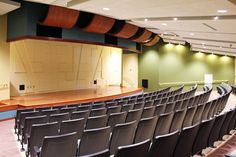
0, 15, 10, 100
10, 39, 122, 96
139, 43, 235, 91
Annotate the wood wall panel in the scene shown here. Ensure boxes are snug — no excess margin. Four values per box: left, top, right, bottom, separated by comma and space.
42, 5, 80, 29
111, 23, 139, 39
81, 14, 115, 34
144, 35, 161, 46
132, 29, 152, 43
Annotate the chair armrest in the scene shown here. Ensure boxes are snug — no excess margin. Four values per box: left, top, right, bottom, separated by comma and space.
34, 146, 41, 157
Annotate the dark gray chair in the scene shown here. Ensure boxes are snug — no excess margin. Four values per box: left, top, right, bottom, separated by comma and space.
90, 108, 107, 117
149, 130, 179, 157
60, 118, 85, 139
77, 105, 92, 112
219, 110, 235, 140
174, 100, 182, 111
141, 106, 156, 118
192, 103, 205, 125
227, 108, 236, 133
79, 149, 110, 157
126, 109, 143, 123
114, 139, 151, 157
107, 112, 127, 131
107, 106, 122, 115
71, 110, 90, 121
134, 116, 158, 143
78, 126, 111, 156
154, 105, 166, 115
36, 132, 78, 157
41, 109, 59, 116
182, 106, 197, 128
121, 104, 134, 112
15, 108, 34, 133
109, 121, 137, 155
169, 108, 187, 132
173, 123, 200, 157
86, 115, 108, 129
154, 112, 174, 137
60, 107, 77, 116
133, 102, 145, 110
164, 102, 175, 113
201, 101, 212, 121
35, 107, 51, 112
144, 100, 154, 107
26, 122, 59, 157
92, 103, 106, 109
49, 113, 70, 123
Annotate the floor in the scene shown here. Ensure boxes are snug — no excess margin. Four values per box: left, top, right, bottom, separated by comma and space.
0, 90, 236, 157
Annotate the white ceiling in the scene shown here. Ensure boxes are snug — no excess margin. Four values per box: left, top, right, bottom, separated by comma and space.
0, 0, 20, 15
25, 0, 236, 56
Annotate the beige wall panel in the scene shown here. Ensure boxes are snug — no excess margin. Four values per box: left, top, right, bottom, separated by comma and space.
122, 53, 138, 88
10, 39, 122, 96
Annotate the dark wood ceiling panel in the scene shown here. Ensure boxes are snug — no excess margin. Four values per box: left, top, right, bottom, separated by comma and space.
81, 14, 115, 34
111, 23, 139, 39
132, 29, 153, 43
144, 34, 161, 46
42, 5, 80, 29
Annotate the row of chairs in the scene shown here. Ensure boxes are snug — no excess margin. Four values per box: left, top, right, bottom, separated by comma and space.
32, 103, 236, 157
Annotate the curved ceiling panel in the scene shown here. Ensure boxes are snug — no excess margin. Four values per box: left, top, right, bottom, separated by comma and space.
144, 34, 161, 46
132, 29, 153, 43
80, 14, 115, 34
111, 23, 139, 39
42, 5, 80, 29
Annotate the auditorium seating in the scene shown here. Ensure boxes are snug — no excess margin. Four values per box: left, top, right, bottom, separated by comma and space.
13, 83, 236, 157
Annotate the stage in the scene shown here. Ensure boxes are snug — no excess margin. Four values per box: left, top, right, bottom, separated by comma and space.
0, 86, 143, 120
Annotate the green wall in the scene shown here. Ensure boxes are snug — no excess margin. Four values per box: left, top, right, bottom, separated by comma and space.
138, 43, 235, 91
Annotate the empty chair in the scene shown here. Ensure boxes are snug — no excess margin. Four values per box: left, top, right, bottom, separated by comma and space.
107, 112, 127, 131
109, 121, 137, 155
36, 132, 78, 157
173, 123, 200, 157
219, 110, 235, 140
86, 115, 108, 129
154, 112, 174, 137
52, 105, 66, 110
187, 96, 195, 107
169, 109, 187, 132
208, 113, 227, 147
26, 122, 59, 157
181, 99, 189, 109
78, 105, 92, 112
164, 102, 175, 113
141, 106, 156, 119
126, 109, 142, 123
192, 103, 205, 125
107, 106, 122, 115
106, 101, 118, 107
90, 108, 107, 117
15, 108, 34, 133
60, 118, 85, 139
128, 99, 136, 104
201, 101, 212, 121
192, 118, 215, 155
79, 149, 110, 157
182, 106, 197, 128
92, 103, 106, 109
207, 99, 218, 118
41, 109, 59, 116
49, 113, 70, 125
121, 104, 134, 112
149, 130, 179, 157
174, 100, 182, 111
133, 102, 145, 110
144, 100, 154, 107
78, 126, 111, 156
21, 115, 49, 150
154, 105, 166, 115
153, 99, 161, 106
227, 108, 236, 133
118, 100, 128, 106
60, 107, 77, 115
114, 139, 151, 157
71, 110, 90, 121
134, 116, 158, 143
35, 106, 51, 112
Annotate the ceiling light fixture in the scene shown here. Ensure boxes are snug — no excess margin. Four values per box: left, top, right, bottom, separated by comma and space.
214, 16, 219, 20
102, 7, 110, 11
144, 18, 148, 22
173, 17, 178, 21
217, 10, 228, 13
189, 33, 195, 36
161, 23, 167, 26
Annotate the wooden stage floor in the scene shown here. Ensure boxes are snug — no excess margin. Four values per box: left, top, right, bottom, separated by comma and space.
0, 86, 143, 111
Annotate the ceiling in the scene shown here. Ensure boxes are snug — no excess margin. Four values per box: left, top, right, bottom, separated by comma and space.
0, 0, 20, 15
22, 0, 236, 56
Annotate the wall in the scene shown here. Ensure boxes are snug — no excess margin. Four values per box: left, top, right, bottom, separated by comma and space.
139, 43, 235, 91
10, 39, 122, 96
122, 52, 138, 88
0, 15, 10, 100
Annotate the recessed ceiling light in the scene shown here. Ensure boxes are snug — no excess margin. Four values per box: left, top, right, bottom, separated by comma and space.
217, 10, 227, 13
214, 16, 219, 20
164, 32, 167, 34
189, 33, 195, 36
202, 43, 205, 45
144, 18, 148, 22
161, 23, 167, 26
102, 7, 110, 11
173, 17, 178, 21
